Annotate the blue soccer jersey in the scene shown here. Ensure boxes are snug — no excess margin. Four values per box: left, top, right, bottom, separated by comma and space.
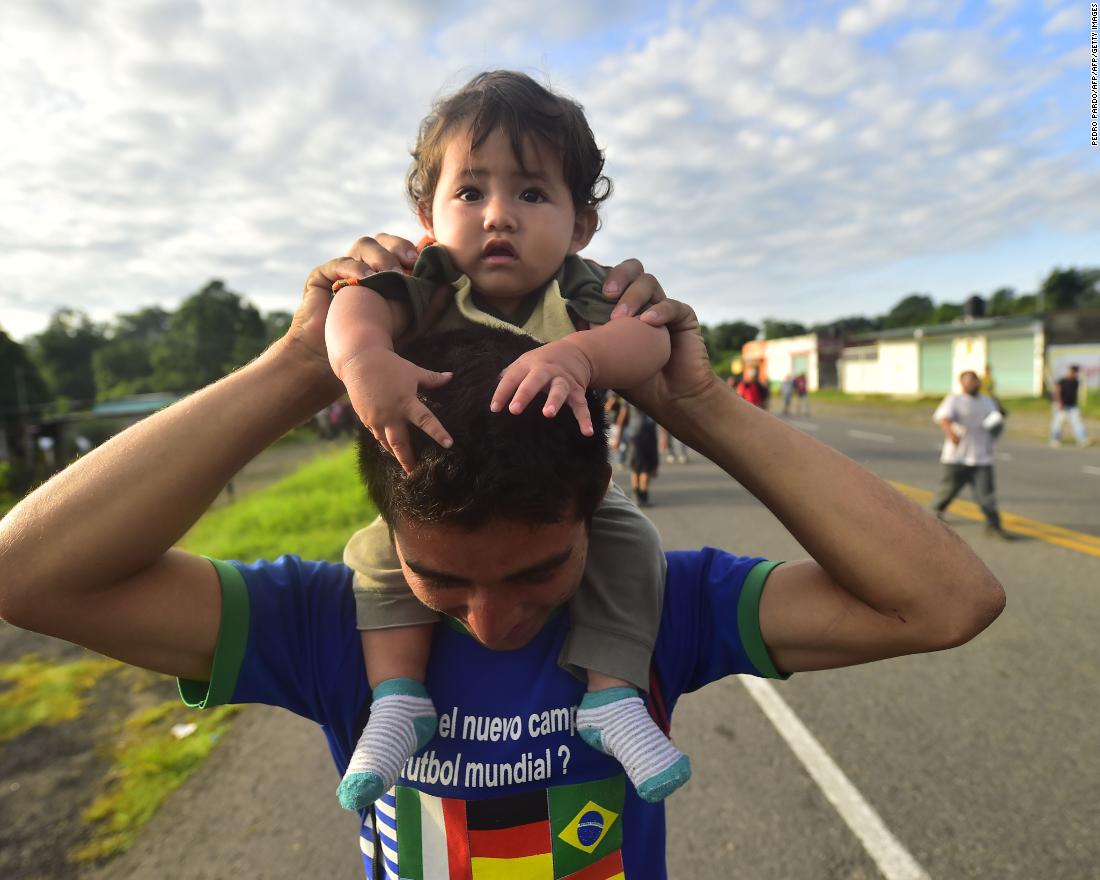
178, 549, 787, 879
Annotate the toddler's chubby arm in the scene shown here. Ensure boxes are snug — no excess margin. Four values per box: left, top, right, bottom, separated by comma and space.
320, 247, 454, 474
325, 235, 669, 453
490, 319, 671, 435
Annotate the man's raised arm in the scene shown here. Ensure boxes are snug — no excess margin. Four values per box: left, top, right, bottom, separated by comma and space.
0, 269, 345, 682
632, 298, 1005, 674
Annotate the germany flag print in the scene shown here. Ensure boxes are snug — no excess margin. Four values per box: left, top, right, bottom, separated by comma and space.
374, 775, 626, 879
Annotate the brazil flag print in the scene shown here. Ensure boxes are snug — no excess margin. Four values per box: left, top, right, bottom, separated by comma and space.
376, 775, 626, 879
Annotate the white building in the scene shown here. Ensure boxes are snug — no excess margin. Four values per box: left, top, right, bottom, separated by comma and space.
741, 333, 842, 391
838, 316, 1045, 397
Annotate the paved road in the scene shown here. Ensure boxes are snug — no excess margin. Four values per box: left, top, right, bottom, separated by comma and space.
650, 415, 1099, 880
100, 414, 1099, 879
789, 411, 1100, 537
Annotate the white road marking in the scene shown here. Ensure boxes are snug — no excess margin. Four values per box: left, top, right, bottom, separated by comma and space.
792, 420, 819, 432
847, 429, 896, 444
995, 452, 1012, 461
740, 677, 931, 880
1084, 466, 1100, 477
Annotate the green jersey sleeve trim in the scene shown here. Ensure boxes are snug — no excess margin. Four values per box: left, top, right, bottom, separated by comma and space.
737, 560, 791, 680
441, 614, 471, 636
177, 558, 250, 708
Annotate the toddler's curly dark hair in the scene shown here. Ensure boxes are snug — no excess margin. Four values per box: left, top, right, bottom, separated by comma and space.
406, 70, 613, 216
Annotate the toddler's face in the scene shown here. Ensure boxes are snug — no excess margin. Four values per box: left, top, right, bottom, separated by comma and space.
420, 128, 595, 303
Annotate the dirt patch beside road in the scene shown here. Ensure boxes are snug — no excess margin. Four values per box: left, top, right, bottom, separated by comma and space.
0, 629, 180, 880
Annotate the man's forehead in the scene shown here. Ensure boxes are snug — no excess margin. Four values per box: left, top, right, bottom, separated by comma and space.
392, 516, 584, 578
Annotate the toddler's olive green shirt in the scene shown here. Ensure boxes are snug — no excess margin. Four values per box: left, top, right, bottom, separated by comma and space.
355, 244, 615, 342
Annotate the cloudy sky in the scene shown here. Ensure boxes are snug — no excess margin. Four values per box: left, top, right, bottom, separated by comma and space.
2, 0, 1097, 341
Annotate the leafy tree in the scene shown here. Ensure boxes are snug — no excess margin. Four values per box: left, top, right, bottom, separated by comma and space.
762, 319, 807, 340
93, 339, 156, 399
1080, 269, 1100, 306
988, 287, 1016, 317
28, 308, 105, 405
1011, 293, 1040, 315
1040, 268, 1094, 311
810, 315, 881, 337
264, 310, 294, 345
150, 281, 267, 392
0, 326, 50, 418
114, 306, 171, 343
93, 306, 172, 399
931, 302, 964, 324
882, 294, 935, 329
702, 321, 758, 361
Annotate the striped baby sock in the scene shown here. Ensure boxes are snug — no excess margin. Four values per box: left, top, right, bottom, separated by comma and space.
576, 686, 692, 802
337, 678, 437, 811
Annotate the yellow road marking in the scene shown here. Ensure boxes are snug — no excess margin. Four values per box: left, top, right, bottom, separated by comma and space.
890, 481, 1100, 560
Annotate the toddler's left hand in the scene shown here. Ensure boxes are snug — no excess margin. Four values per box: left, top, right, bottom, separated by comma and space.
490, 339, 595, 436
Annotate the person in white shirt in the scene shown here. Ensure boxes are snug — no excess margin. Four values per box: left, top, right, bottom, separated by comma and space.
931, 370, 1012, 540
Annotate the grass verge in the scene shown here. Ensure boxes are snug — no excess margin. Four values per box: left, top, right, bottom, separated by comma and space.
811, 388, 1100, 418
71, 702, 241, 863
182, 443, 376, 561
0, 655, 123, 743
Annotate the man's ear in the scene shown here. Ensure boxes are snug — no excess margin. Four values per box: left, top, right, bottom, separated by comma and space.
417, 202, 434, 237
599, 461, 613, 493
568, 208, 598, 255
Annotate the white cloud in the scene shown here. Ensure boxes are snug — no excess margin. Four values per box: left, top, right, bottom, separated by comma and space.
0, 0, 1097, 343
837, 0, 907, 36
1042, 7, 1077, 35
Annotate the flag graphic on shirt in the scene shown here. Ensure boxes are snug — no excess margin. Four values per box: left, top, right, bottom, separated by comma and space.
556, 801, 618, 854
467, 789, 553, 878
548, 777, 625, 879
378, 775, 626, 879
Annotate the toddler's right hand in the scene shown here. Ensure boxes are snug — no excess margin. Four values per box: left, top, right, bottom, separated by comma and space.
342, 348, 453, 474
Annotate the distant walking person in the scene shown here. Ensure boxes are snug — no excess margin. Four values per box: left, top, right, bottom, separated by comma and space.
932, 370, 1012, 540
659, 426, 689, 464
1050, 365, 1094, 448
780, 373, 795, 416
980, 364, 995, 398
616, 403, 659, 506
793, 372, 810, 416
736, 368, 769, 410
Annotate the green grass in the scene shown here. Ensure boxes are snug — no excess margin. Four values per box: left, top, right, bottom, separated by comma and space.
810, 388, 941, 408
0, 655, 123, 743
274, 425, 325, 445
71, 702, 241, 863
181, 444, 377, 561
811, 388, 1100, 418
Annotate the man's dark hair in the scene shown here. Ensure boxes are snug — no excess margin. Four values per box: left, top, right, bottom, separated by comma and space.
357, 327, 609, 529
407, 70, 613, 215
